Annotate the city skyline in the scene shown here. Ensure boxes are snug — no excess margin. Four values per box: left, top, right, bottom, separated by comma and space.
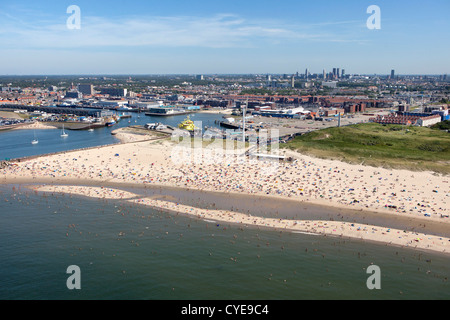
0, 0, 449, 75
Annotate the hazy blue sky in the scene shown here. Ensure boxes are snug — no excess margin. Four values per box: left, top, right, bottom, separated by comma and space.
0, 0, 449, 75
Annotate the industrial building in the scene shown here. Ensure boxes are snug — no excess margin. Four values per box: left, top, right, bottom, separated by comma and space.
92, 100, 128, 109
370, 113, 442, 127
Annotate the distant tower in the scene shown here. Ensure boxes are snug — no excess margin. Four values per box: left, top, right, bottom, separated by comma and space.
341, 69, 345, 78
291, 75, 295, 88
323, 69, 326, 80
391, 69, 395, 79
305, 68, 309, 80
336, 68, 340, 79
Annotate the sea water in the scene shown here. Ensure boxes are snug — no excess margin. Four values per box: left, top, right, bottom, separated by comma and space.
0, 184, 448, 300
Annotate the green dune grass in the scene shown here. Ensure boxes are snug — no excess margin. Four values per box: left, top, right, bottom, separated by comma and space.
283, 122, 450, 175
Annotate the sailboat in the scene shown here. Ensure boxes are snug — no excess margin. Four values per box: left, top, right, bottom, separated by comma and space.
61, 125, 68, 138
31, 131, 39, 145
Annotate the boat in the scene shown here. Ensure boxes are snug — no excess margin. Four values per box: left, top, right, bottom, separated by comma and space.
178, 116, 200, 133
104, 114, 120, 127
61, 125, 68, 138
219, 120, 240, 129
105, 117, 116, 127
31, 131, 39, 144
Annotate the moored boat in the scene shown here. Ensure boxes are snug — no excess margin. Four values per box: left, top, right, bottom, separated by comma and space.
178, 116, 200, 134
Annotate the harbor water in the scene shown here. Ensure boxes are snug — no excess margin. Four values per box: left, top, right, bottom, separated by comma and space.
0, 112, 225, 160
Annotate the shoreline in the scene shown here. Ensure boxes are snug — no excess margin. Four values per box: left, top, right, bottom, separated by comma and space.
111, 127, 171, 144
4, 176, 449, 237
25, 184, 450, 256
11, 121, 57, 130
1, 137, 449, 255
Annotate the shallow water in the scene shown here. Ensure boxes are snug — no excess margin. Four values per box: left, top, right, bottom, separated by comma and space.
21, 180, 450, 238
0, 185, 448, 300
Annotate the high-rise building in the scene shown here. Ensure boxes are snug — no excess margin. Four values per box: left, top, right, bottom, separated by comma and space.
341, 69, 345, 78
391, 70, 395, 79
291, 75, 295, 88
100, 87, 127, 97
78, 84, 94, 96
323, 69, 326, 80
336, 68, 340, 79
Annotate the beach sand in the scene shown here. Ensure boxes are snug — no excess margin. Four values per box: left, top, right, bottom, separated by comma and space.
2, 137, 449, 254
112, 127, 170, 144
12, 121, 57, 130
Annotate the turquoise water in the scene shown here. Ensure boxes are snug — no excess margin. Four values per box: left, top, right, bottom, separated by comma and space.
0, 112, 224, 160
0, 185, 448, 300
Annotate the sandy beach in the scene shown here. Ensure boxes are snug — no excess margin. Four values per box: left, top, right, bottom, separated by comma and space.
111, 127, 171, 144
12, 121, 57, 130
2, 137, 449, 254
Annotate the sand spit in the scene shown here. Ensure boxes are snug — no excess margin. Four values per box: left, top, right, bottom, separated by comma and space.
32, 185, 450, 255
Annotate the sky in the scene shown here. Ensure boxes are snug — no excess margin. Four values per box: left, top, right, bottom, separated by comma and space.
0, 0, 449, 75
